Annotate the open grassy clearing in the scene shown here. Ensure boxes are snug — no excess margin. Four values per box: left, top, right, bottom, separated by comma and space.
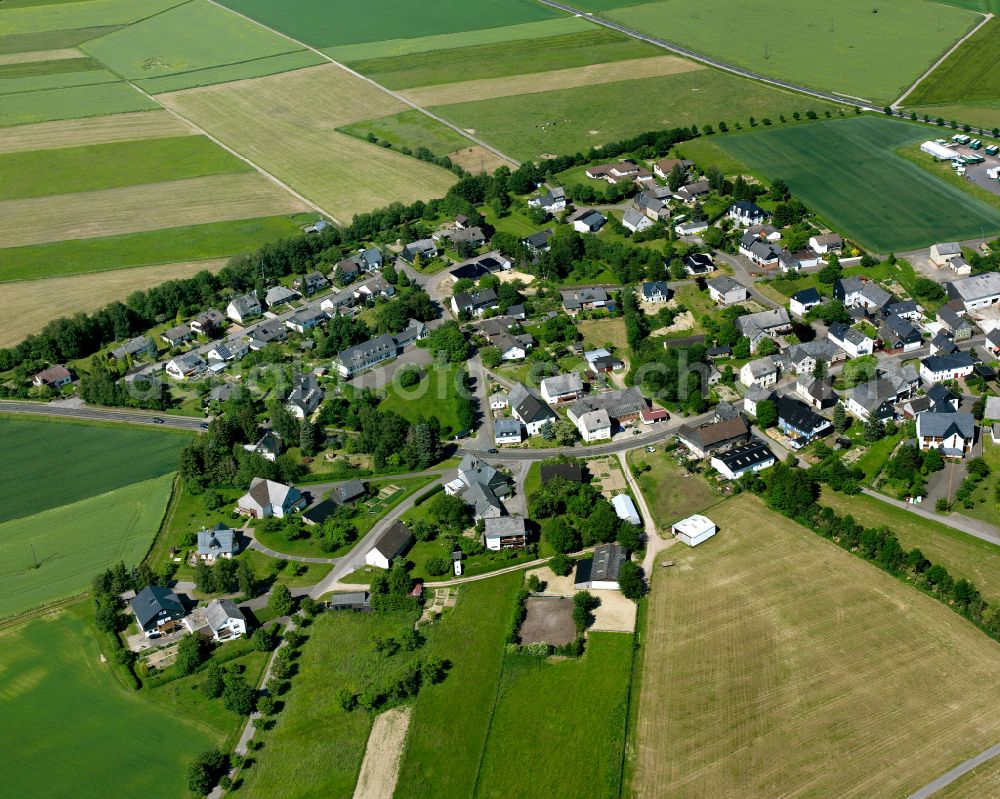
219, 0, 561, 49
0, 474, 174, 618
0, 0, 186, 36
0, 172, 307, 248
633, 492, 1000, 798
0, 258, 228, 344
2, 603, 217, 799
577, 317, 629, 353
0, 80, 158, 126
0, 417, 188, 523
137, 50, 323, 94
430, 69, 839, 163
448, 145, 512, 175
596, 0, 979, 103
395, 573, 522, 798
159, 64, 457, 221
912, 101, 1000, 132
379, 363, 467, 437
820, 488, 1000, 603
238, 609, 420, 797
0, 135, 247, 200
82, 0, 317, 92
0, 215, 300, 284
0, 47, 84, 66
403, 55, 701, 107
476, 632, 633, 799
348, 29, 660, 91
626, 449, 721, 533
338, 109, 472, 159
0, 26, 120, 56
327, 17, 592, 63
0, 109, 192, 153
906, 17, 1000, 105
716, 116, 1000, 251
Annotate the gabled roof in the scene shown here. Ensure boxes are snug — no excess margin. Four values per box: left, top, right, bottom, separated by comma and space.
577, 543, 627, 583
791, 287, 822, 305
205, 598, 244, 632
921, 351, 975, 373
848, 378, 899, 412
130, 585, 184, 628
917, 411, 974, 440
541, 372, 583, 397
641, 280, 671, 298
371, 521, 413, 560
714, 440, 774, 471
330, 479, 366, 505
484, 516, 526, 538
569, 388, 647, 421
708, 276, 743, 294
540, 463, 584, 483
678, 416, 749, 448
776, 395, 829, 432
508, 382, 556, 424
926, 383, 961, 412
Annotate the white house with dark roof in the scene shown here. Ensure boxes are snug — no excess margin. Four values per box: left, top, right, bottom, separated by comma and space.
739, 233, 781, 266
916, 411, 975, 457
528, 186, 566, 214
334, 334, 399, 378
400, 239, 438, 264
365, 521, 414, 569
191, 309, 225, 335
571, 209, 607, 233
641, 281, 671, 302
237, 478, 305, 519
166, 351, 206, 380
226, 291, 261, 324
494, 417, 523, 445
161, 323, 194, 347
708, 276, 749, 305
204, 599, 247, 642
710, 440, 775, 480
737, 308, 791, 352
920, 352, 975, 384
828, 322, 874, 358
197, 524, 237, 563
574, 408, 612, 442
809, 233, 843, 254
729, 201, 768, 227
507, 382, 557, 435
561, 287, 608, 315
286, 373, 323, 419
789, 288, 822, 317
131, 585, 186, 637
834, 276, 892, 312
623, 207, 654, 233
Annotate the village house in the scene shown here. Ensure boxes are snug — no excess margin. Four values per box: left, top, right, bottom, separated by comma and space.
244, 430, 282, 461
524, 229, 554, 255
197, 524, 238, 563
789, 287, 822, 317
247, 320, 288, 350
567, 388, 648, 432
739, 232, 781, 266
920, 352, 976, 383
237, 478, 305, 519
365, 521, 414, 569
776, 395, 831, 449
740, 357, 779, 388
109, 335, 157, 361
710, 440, 776, 480
930, 331, 959, 356
834, 276, 893, 313
449, 252, 512, 282
160, 323, 194, 348
653, 157, 694, 180
528, 186, 566, 213
845, 379, 899, 423
682, 253, 714, 275
916, 411, 975, 457
796, 375, 834, 410
203, 599, 247, 642
264, 285, 298, 308
292, 271, 329, 296
285, 306, 328, 334
165, 351, 206, 381
708, 276, 749, 306
743, 384, 776, 417
737, 307, 792, 352
400, 239, 438, 265
574, 408, 612, 442
937, 303, 974, 340
494, 417, 523, 445
828, 321, 874, 358
641, 281, 671, 303
226, 291, 262, 324
334, 334, 399, 378
508, 382, 557, 436
574, 543, 628, 590
433, 225, 487, 249
879, 315, 922, 353
571, 209, 607, 233
191, 309, 225, 335
540, 372, 584, 404
32, 364, 72, 389
561, 287, 609, 315
674, 179, 710, 203
809, 233, 843, 254
451, 288, 499, 317
483, 516, 528, 551
930, 242, 962, 267
286, 373, 323, 419
445, 454, 511, 520
130, 585, 186, 638
728, 200, 769, 227
623, 207, 654, 233
677, 416, 750, 459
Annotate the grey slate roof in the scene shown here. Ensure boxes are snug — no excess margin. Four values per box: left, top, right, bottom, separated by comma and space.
917, 411, 974, 440
197, 524, 236, 557
205, 598, 244, 632
130, 585, 184, 629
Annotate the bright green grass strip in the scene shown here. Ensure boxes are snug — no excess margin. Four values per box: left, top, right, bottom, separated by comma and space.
395, 572, 523, 798
0, 26, 120, 55
327, 16, 592, 62
715, 116, 1000, 251
0, 417, 188, 523
907, 18, 1000, 105
348, 29, 658, 90
2, 603, 218, 799
82, 0, 300, 81
220, 0, 563, 48
0, 81, 157, 127
911, 101, 1000, 133
429, 69, 838, 162
476, 633, 634, 799
0, 474, 175, 618
0, 0, 186, 35
0, 135, 249, 200
0, 215, 302, 282
136, 49, 323, 93
603, 0, 978, 103
338, 110, 470, 157
379, 363, 467, 436
0, 56, 98, 80
0, 67, 118, 95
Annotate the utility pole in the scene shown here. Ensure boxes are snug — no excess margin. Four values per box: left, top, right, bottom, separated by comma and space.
30, 543, 38, 569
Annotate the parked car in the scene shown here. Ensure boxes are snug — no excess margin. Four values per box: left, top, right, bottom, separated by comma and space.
152, 417, 164, 424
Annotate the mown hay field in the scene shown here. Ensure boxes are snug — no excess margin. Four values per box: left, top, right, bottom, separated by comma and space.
0, 135, 248, 200
0, 172, 308, 248
0, 474, 175, 618
716, 116, 1000, 251
632, 492, 1000, 798
2, 604, 218, 799
0, 258, 229, 345
595, 0, 980, 102
0, 109, 191, 153
159, 64, 457, 221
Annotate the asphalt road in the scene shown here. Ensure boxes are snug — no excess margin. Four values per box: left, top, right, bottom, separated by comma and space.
0, 400, 206, 431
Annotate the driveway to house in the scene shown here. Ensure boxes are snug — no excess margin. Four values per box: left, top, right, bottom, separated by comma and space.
712, 251, 781, 310
617, 450, 679, 575
861, 488, 1000, 543
467, 355, 494, 449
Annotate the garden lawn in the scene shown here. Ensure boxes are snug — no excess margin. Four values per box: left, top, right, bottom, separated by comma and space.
395, 572, 523, 798
626, 449, 721, 534
0, 417, 188, 522
2, 602, 219, 799
430, 69, 838, 163
716, 116, 1000, 251
475, 632, 633, 798
634, 492, 1000, 797
599, 0, 979, 103
966, 438, 1000, 525
855, 432, 903, 483
906, 17, 1000, 106
820, 488, 1000, 603
379, 363, 467, 436
237, 608, 420, 798
577, 317, 629, 353
217, 0, 562, 48
0, 135, 248, 200
0, 474, 175, 618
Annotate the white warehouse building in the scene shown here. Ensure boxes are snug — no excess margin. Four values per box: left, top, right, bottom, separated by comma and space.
920, 140, 959, 160
672, 514, 717, 547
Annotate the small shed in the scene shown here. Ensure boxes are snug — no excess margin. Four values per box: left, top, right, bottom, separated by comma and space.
611, 493, 641, 526
672, 514, 717, 547
328, 591, 371, 612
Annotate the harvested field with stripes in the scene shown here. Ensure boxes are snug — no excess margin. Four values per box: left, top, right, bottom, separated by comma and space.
0, 111, 192, 154
632, 492, 1000, 798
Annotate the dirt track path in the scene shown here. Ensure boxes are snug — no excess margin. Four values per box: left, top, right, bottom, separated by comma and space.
353, 706, 412, 799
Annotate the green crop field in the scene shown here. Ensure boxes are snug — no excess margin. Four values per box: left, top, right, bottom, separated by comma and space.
476, 633, 633, 799
633, 492, 1000, 797
396, 573, 522, 798
347, 29, 659, 91
0, 26, 120, 56
0, 215, 303, 282
0, 0, 186, 36
3, 604, 218, 799
137, 50, 323, 94
0, 67, 119, 95
0, 135, 248, 200
338, 110, 471, 159
82, 0, 313, 92
429, 70, 838, 162
906, 18, 1000, 105
0, 81, 158, 127
0, 56, 102, 80
594, 0, 979, 103
716, 116, 1000, 251
239, 608, 420, 797
0, 418, 188, 522
218, 0, 562, 48
0, 474, 175, 618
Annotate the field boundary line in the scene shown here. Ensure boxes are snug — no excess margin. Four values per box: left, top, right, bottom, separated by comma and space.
469, 645, 511, 799
894, 12, 994, 108
907, 740, 1000, 798
202, 0, 520, 168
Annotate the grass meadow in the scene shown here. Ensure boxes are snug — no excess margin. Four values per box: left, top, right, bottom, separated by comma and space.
598, 0, 979, 102
379, 363, 467, 437
626, 449, 721, 534
0, 0, 185, 37
395, 573, 523, 798
0, 26, 120, 56
475, 632, 634, 799
218, 0, 561, 48
632, 493, 1000, 798
338, 110, 472, 160
0, 81, 158, 126
716, 116, 1000, 251
906, 18, 1000, 106
2, 603, 219, 799
430, 69, 839, 162
0, 474, 175, 618
237, 609, 420, 797
0, 135, 248, 200
0, 215, 303, 283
